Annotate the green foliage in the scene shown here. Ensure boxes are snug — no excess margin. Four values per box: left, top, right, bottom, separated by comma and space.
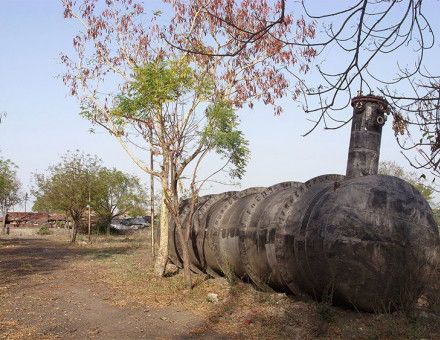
37, 226, 52, 235
379, 161, 435, 203
54, 221, 64, 228
32, 150, 101, 223
431, 208, 440, 227
32, 151, 148, 235
202, 101, 250, 179
113, 59, 213, 121
93, 219, 109, 234
0, 156, 21, 212
113, 58, 249, 180
91, 167, 147, 221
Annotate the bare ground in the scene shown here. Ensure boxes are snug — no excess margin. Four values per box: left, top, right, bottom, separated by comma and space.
1, 232, 440, 340
0, 236, 228, 339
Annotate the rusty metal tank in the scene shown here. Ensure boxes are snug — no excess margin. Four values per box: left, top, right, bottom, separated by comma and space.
169, 95, 440, 312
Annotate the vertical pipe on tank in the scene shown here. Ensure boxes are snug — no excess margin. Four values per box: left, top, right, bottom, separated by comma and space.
346, 94, 389, 178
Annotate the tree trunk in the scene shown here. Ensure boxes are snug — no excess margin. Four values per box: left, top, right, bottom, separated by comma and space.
172, 183, 193, 289
1, 210, 7, 235
179, 229, 192, 289
150, 139, 155, 257
71, 220, 78, 243
154, 193, 169, 276
106, 221, 111, 236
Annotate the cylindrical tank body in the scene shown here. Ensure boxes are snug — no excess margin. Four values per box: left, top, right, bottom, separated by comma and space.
275, 174, 439, 311
170, 174, 439, 311
169, 95, 440, 311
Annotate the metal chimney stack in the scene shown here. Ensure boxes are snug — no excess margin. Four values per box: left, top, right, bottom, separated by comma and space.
346, 94, 389, 178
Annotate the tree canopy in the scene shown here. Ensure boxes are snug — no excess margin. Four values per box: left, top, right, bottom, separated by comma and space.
32, 151, 101, 242
62, 0, 299, 282
92, 167, 147, 231
0, 156, 21, 232
162, 0, 440, 180
112, 59, 250, 180
32, 151, 146, 242
110, 58, 250, 284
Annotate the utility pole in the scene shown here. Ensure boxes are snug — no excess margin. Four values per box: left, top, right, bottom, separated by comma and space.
88, 185, 91, 242
149, 130, 155, 257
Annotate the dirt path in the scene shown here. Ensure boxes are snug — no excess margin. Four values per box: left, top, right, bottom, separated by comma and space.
2, 237, 440, 340
0, 238, 230, 340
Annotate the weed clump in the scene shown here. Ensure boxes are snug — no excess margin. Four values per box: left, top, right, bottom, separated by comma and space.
222, 262, 239, 287
315, 301, 335, 323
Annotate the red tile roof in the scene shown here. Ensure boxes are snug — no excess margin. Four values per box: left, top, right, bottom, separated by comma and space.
7, 212, 66, 224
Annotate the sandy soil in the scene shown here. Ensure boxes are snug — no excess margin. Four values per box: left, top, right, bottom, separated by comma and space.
2, 234, 440, 340
0, 237, 230, 340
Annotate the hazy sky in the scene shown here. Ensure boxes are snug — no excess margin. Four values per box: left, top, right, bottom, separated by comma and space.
1, 0, 438, 210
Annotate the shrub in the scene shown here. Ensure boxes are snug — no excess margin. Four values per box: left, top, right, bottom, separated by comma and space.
37, 226, 52, 235
54, 221, 65, 228
93, 220, 110, 234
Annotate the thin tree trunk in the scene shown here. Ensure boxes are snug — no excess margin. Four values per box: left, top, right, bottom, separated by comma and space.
150, 149, 155, 257
177, 226, 192, 289
104, 216, 113, 236
1, 210, 8, 235
154, 192, 169, 276
88, 187, 91, 241
71, 220, 78, 243
88, 205, 91, 241
182, 243, 192, 289
171, 177, 193, 289
106, 221, 111, 236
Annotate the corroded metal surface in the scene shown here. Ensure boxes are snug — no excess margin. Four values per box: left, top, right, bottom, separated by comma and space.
170, 174, 439, 311
169, 95, 440, 312
346, 95, 388, 178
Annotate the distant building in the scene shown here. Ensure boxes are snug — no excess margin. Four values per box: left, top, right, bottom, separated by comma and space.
6, 212, 67, 227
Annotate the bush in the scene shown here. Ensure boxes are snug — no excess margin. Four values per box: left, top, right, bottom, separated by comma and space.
92, 219, 110, 234
54, 221, 65, 228
37, 226, 52, 235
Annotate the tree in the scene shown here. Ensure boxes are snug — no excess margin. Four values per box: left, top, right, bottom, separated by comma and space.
162, 0, 316, 115
32, 151, 100, 243
170, 1, 440, 181
295, 1, 440, 180
0, 157, 21, 234
92, 167, 147, 235
115, 59, 250, 287
61, 0, 315, 285
378, 161, 435, 204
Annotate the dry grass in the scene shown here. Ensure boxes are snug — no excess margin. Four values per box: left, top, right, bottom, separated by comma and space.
0, 317, 55, 340
69, 231, 440, 340
2, 231, 438, 339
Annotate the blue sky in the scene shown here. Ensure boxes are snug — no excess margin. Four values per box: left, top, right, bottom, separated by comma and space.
1, 0, 438, 209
